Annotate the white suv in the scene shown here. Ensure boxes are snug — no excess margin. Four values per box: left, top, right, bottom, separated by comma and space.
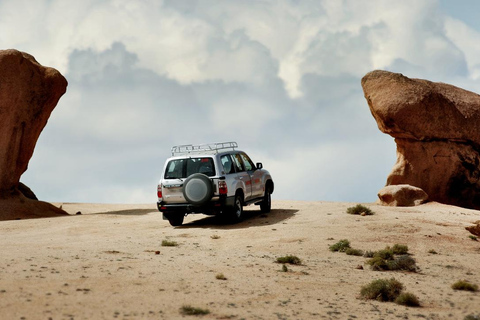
157, 142, 274, 226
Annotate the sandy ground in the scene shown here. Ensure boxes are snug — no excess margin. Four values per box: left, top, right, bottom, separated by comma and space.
1, 200, 480, 320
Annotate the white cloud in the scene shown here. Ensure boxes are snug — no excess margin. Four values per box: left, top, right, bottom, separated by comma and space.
444, 16, 480, 79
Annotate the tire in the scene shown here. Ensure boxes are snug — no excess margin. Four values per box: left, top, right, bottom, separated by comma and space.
182, 173, 213, 205
165, 213, 184, 227
260, 188, 271, 213
228, 194, 244, 223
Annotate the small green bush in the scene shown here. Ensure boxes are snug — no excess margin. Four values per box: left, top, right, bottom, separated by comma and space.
347, 204, 374, 215
360, 278, 404, 302
345, 248, 364, 256
392, 244, 409, 255
367, 254, 417, 272
363, 250, 375, 258
180, 305, 210, 315
367, 256, 389, 271
469, 235, 478, 241
215, 273, 227, 280
374, 248, 395, 260
329, 239, 351, 252
161, 239, 178, 247
276, 255, 301, 265
395, 292, 420, 307
386, 255, 417, 272
464, 314, 480, 320
281, 264, 288, 272
452, 280, 478, 292
428, 249, 438, 254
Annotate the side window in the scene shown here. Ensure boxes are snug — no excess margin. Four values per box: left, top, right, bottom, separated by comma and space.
165, 159, 185, 179
240, 153, 255, 171
232, 153, 245, 172
221, 155, 234, 174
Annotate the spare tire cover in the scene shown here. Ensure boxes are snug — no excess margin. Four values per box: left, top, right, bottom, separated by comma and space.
183, 173, 213, 205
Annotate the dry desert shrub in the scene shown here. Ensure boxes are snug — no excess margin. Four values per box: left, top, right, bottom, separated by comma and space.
363, 250, 375, 258
276, 255, 302, 265
391, 244, 409, 255
180, 305, 210, 315
215, 273, 227, 280
395, 292, 420, 307
161, 239, 178, 247
347, 204, 374, 215
367, 245, 417, 272
373, 247, 395, 260
387, 255, 417, 272
452, 280, 478, 292
329, 239, 351, 252
345, 248, 364, 256
360, 278, 404, 302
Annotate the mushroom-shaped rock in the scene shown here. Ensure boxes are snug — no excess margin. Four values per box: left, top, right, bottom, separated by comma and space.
0, 49, 68, 220
362, 70, 480, 209
378, 184, 428, 207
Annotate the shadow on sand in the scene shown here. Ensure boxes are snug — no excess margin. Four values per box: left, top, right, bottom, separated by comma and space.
178, 208, 298, 229
95, 209, 155, 216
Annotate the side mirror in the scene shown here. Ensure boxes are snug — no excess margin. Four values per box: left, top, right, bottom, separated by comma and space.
256, 162, 263, 169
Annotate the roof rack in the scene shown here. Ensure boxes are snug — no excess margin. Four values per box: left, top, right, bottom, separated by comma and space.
171, 142, 238, 156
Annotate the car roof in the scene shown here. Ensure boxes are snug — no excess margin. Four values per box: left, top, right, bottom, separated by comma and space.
166, 150, 245, 161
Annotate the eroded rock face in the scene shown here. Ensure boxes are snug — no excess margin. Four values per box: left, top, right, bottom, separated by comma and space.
362, 70, 480, 209
378, 184, 428, 207
0, 49, 68, 219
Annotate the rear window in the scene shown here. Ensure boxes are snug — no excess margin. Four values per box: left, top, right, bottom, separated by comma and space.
164, 157, 215, 179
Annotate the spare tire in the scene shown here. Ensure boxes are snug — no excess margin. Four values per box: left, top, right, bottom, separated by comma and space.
183, 173, 213, 205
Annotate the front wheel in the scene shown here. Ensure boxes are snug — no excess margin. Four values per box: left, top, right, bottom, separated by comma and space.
260, 188, 271, 213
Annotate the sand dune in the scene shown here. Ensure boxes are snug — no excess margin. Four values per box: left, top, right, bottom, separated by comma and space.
1, 200, 479, 319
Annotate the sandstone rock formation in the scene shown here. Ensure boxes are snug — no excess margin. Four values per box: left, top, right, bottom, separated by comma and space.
466, 221, 480, 237
0, 49, 68, 220
362, 70, 480, 209
378, 184, 428, 207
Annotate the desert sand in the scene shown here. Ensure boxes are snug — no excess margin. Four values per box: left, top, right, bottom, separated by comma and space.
1, 200, 479, 319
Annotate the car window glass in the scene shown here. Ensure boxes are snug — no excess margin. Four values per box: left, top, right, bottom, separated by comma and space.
186, 158, 215, 177
232, 153, 245, 172
165, 159, 185, 179
221, 155, 234, 174
240, 153, 254, 171
165, 158, 215, 178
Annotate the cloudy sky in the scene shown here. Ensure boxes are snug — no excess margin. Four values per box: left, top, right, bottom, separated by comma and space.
2, 0, 480, 204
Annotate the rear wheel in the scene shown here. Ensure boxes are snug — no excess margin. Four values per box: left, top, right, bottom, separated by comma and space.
165, 213, 184, 226
260, 188, 271, 213
229, 194, 244, 223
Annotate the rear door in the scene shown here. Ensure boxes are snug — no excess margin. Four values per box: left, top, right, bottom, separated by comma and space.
162, 157, 216, 203
162, 158, 187, 203
232, 153, 253, 200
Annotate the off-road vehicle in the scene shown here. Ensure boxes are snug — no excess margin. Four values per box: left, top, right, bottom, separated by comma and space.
157, 142, 274, 226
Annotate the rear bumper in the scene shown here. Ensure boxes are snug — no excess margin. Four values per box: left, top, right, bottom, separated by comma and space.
157, 196, 234, 217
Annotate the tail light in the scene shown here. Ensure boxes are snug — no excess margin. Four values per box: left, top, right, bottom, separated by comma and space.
218, 181, 227, 195
157, 184, 162, 199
